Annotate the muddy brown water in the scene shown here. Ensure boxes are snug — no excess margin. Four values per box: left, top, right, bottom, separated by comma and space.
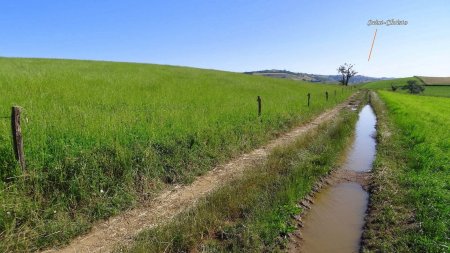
300, 183, 368, 252
299, 104, 377, 253
345, 105, 377, 172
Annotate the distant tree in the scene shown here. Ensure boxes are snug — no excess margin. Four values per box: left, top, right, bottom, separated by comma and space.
401, 80, 425, 94
337, 63, 357, 86
391, 83, 398, 91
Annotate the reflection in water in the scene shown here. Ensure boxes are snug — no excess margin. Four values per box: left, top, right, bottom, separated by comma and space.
301, 183, 368, 253
345, 105, 377, 172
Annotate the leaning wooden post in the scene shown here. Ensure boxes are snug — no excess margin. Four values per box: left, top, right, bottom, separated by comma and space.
257, 96, 262, 117
325, 91, 328, 101
307, 93, 311, 107
11, 106, 26, 170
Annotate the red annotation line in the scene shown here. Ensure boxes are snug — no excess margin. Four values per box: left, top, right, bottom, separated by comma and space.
368, 29, 377, 61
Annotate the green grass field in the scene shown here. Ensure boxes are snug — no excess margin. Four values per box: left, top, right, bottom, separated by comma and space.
362, 77, 450, 97
0, 58, 353, 251
363, 91, 449, 252
122, 108, 358, 252
361, 77, 418, 90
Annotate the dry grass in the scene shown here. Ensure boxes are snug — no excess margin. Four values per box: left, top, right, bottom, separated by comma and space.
417, 76, 450, 85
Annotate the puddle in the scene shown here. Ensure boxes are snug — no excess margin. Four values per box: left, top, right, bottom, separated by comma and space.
344, 105, 377, 172
300, 183, 368, 253
293, 104, 377, 253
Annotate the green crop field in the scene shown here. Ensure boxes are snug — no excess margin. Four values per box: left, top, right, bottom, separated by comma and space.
0, 58, 353, 251
361, 77, 417, 90
364, 91, 449, 252
362, 77, 450, 97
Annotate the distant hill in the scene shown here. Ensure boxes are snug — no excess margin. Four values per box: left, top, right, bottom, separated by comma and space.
244, 69, 392, 84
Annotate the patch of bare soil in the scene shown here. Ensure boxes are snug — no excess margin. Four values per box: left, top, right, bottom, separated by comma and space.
42, 95, 358, 253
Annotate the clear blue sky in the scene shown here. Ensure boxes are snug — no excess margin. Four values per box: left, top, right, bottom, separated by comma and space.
1, 0, 449, 77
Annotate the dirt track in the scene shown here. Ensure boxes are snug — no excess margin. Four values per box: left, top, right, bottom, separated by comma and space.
43, 95, 358, 253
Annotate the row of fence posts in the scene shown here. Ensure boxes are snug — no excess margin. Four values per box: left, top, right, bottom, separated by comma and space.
257, 89, 349, 117
8, 87, 354, 170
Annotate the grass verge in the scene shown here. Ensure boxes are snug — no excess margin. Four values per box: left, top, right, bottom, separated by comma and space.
362, 91, 449, 252
120, 107, 358, 252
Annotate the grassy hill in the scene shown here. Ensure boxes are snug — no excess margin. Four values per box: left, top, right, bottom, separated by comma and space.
417, 76, 450, 86
362, 77, 418, 89
362, 77, 450, 97
0, 58, 353, 251
244, 70, 392, 84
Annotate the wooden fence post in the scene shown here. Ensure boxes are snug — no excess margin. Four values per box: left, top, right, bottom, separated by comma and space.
307, 93, 311, 107
325, 91, 328, 101
11, 106, 25, 170
257, 96, 262, 117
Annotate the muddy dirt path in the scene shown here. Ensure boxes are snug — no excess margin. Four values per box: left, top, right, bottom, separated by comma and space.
43, 95, 359, 253
288, 104, 377, 253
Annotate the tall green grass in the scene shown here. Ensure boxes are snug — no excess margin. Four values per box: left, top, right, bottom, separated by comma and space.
363, 91, 449, 252
0, 58, 353, 251
121, 108, 358, 252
